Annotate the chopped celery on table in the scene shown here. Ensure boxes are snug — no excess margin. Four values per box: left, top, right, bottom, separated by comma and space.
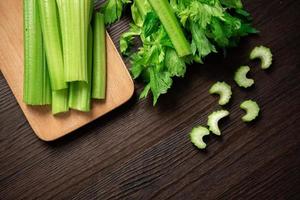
240, 100, 260, 122
23, 0, 51, 105
234, 66, 254, 88
207, 110, 230, 136
209, 81, 232, 105
250, 46, 273, 69
189, 126, 210, 150
92, 12, 107, 99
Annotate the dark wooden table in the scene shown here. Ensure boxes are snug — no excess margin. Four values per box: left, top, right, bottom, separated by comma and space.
1, 1, 300, 199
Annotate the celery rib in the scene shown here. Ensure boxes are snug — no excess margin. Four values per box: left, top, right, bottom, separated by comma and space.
69, 27, 93, 112
52, 89, 69, 115
135, 0, 151, 18
38, 0, 67, 90
57, 0, 93, 82
23, 0, 51, 105
148, 0, 192, 57
92, 12, 107, 99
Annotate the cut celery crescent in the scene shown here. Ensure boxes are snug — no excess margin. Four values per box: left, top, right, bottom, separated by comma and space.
209, 81, 232, 105
250, 46, 273, 69
240, 100, 260, 122
234, 66, 254, 88
189, 126, 210, 149
207, 110, 230, 135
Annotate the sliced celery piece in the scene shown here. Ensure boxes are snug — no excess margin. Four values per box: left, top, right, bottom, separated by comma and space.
240, 100, 260, 122
209, 81, 232, 105
250, 46, 273, 69
57, 0, 93, 82
148, 0, 192, 57
189, 126, 210, 149
92, 12, 107, 99
69, 27, 93, 112
38, 0, 67, 90
207, 110, 230, 136
234, 66, 254, 88
23, 0, 51, 105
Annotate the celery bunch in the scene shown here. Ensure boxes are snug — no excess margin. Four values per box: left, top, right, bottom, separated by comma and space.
23, 0, 107, 115
103, 0, 257, 105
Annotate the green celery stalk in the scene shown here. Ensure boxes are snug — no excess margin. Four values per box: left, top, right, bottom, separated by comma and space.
68, 27, 93, 112
92, 12, 107, 99
23, 0, 51, 105
135, 0, 151, 17
38, 0, 66, 90
56, 0, 93, 82
52, 89, 69, 115
147, 0, 192, 57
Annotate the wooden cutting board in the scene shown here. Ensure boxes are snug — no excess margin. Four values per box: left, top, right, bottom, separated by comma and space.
0, 0, 134, 141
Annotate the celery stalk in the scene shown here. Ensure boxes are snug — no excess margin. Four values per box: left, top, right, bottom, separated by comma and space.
23, 0, 51, 105
52, 89, 69, 115
148, 0, 192, 57
56, 0, 93, 82
68, 27, 93, 112
92, 12, 107, 99
38, 0, 67, 90
135, 0, 151, 17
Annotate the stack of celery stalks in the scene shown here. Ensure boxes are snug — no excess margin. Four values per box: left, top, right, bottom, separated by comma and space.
23, 0, 107, 115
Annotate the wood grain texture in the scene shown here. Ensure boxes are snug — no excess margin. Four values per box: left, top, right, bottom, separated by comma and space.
1, 0, 300, 199
0, 0, 134, 141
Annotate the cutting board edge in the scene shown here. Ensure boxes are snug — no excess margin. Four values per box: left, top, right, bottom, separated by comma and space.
32, 86, 134, 142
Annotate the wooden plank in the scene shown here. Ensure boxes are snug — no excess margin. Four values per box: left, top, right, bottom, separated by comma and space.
0, 0, 134, 141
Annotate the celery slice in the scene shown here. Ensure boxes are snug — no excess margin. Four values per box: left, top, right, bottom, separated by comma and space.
57, 0, 93, 82
189, 126, 210, 149
250, 46, 273, 69
23, 0, 51, 105
240, 100, 260, 122
209, 81, 232, 105
234, 66, 254, 88
148, 0, 192, 57
38, 0, 66, 90
69, 27, 93, 112
207, 110, 230, 135
92, 12, 107, 99
52, 89, 69, 115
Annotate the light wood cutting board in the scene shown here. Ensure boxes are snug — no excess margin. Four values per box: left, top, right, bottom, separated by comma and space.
0, 0, 134, 141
